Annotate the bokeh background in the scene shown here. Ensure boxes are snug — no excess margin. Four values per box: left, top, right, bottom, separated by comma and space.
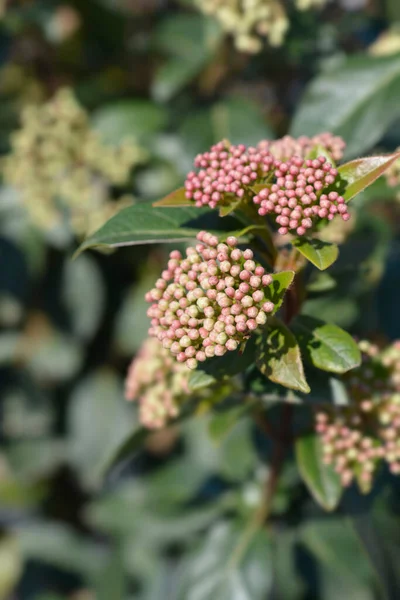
1, 0, 400, 598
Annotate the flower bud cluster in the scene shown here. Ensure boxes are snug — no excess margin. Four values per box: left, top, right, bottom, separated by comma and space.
3, 88, 144, 232
258, 133, 346, 162
146, 231, 275, 369
195, 0, 289, 52
184, 136, 348, 237
384, 149, 400, 189
253, 156, 350, 236
185, 141, 277, 209
315, 340, 400, 491
125, 338, 189, 429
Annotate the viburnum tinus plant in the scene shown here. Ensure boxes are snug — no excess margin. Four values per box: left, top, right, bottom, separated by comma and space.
78, 133, 400, 510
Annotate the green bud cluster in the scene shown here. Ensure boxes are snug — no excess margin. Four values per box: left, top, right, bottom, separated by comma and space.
3, 88, 144, 233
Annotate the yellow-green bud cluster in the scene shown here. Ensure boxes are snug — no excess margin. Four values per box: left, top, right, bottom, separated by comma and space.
315, 340, 400, 492
3, 88, 144, 233
195, 0, 328, 52
196, 0, 289, 52
125, 338, 189, 430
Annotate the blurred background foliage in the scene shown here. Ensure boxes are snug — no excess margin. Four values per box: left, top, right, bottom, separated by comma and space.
0, 0, 400, 598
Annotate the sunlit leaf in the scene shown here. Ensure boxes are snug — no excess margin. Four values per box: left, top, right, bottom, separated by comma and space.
338, 152, 400, 202
293, 238, 339, 271
292, 315, 361, 374
255, 319, 310, 393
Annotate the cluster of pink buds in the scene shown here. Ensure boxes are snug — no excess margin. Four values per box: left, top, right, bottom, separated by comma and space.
314, 340, 400, 491
185, 141, 276, 209
146, 231, 276, 369
253, 156, 350, 236
125, 338, 189, 429
258, 133, 346, 162
183, 135, 349, 237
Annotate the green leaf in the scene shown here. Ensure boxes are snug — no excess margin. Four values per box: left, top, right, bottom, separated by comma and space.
300, 517, 383, 596
291, 54, 400, 158
99, 427, 148, 479
187, 370, 217, 392
292, 315, 361, 374
153, 57, 207, 103
295, 433, 342, 511
269, 271, 295, 314
208, 404, 253, 443
63, 253, 105, 342
153, 187, 192, 207
180, 97, 274, 159
199, 335, 258, 379
293, 238, 339, 270
68, 369, 136, 488
177, 521, 273, 600
17, 522, 102, 578
92, 100, 167, 144
152, 14, 222, 101
255, 319, 310, 393
306, 144, 336, 164
76, 203, 210, 255
338, 152, 400, 202
306, 272, 336, 293
0, 537, 21, 600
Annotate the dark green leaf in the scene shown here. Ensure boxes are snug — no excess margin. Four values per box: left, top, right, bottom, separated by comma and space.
338, 152, 400, 202
293, 238, 339, 270
295, 433, 342, 511
208, 404, 253, 443
255, 319, 310, 393
292, 315, 361, 374
200, 335, 257, 379
269, 271, 295, 314
291, 54, 400, 158
101, 427, 148, 478
152, 14, 222, 101
76, 204, 210, 255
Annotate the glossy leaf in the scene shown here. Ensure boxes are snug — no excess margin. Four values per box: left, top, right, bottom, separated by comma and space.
291, 54, 400, 158
293, 237, 339, 270
292, 315, 361, 374
338, 152, 400, 202
76, 204, 210, 255
295, 433, 342, 511
153, 187, 192, 207
255, 319, 310, 393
